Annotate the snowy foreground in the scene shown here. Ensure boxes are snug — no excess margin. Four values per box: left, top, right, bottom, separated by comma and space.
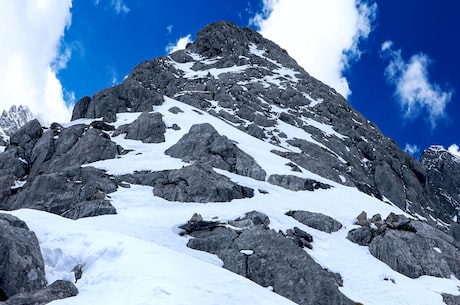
10, 97, 460, 304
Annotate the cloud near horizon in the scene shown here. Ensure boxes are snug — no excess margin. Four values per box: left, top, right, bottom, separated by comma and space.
381, 41, 453, 129
0, 1, 73, 125
251, 0, 377, 98
448, 144, 460, 159
166, 35, 193, 54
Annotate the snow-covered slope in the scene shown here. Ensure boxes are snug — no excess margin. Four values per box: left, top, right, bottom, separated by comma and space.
6, 97, 459, 305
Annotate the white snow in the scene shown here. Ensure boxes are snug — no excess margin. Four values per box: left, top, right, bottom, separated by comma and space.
7, 96, 460, 305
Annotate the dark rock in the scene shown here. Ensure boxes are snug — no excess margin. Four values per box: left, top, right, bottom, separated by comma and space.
346, 227, 374, 246
165, 123, 266, 181
184, 211, 354, 305
168, 106, 184, 114
0, 213, 47, 299
286, 227, 313, 249
71, 78, 163, 122
421, 146, 460, 223
125, 112, 166, 143
286, 210, 342, 233
9, 119, 43, 158
1, 166, 118, 219
384, 212, 416, 232
355, 211, 369, 227
3, 280, 78, 305
369, 220, 460, 278
442, 294, 460, 305
268, 174, 331, 192
90, 120, 115, 131
145, 163, 254, 202
450, 222, 460, 242
229, 211, 270, 230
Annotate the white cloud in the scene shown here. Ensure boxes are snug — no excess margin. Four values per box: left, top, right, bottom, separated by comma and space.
448, 144, 460, 159
111, 0, 129, 15
251, 0, 377, 98
166, 35, 193, 54
381, 41, 453, 129
166, 25, 173, 35
0, 0, 73, 125
94, 0, 129, 15
404, 143, 420, 156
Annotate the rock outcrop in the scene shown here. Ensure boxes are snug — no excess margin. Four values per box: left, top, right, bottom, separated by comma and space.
118, 163, 254, 202
286, 210, 342, 233
181, 212, 354, 305
347, 212, 460, 279
165, 123, 266, 181
0, 213, 46, 299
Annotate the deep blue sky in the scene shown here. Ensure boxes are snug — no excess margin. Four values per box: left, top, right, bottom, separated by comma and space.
58, 0, 459, 158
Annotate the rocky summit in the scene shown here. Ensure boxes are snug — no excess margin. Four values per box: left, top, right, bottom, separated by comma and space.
0, 21, 459, 305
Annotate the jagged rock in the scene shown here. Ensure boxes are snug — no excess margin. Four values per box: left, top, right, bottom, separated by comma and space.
165, 123, 266, 181
443, 294, 460, 305
90, 120, 115, 131
120, 163, 254, 203
286, 210, 342, 233
355, 211, 369, 227
2, 280, 78, 305
184, 211, 354, 305
168, 106, 183, 114
71, 78, 163, 122
25, 124, 118, 177
346, 227, 374, 246
450, 222, 460, 242
8, 119, 42, 161
0, 147, 28, 179
124, 111, 166, 143
421, 146, 460, 223
0, 214, 47, 299
268, 174, 331, 191
286, 227, 313, 249
368, 220, 460, 279
384, 212, 416, 232
1, 166, 117, 219
0, 105, 35, 137
229, 211, 270, 230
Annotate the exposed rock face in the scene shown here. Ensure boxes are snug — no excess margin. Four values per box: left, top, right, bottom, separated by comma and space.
268, 174, 331, 191
165, 123, 266, 181
1, 166, 117, 219
286, 210, 342, 233
182, 211, 354, 305
0, 213, 47, 299
71, 78, 164, 122
118, 163, 254, 202
421, 145, 460, 223
123, 111, 166, 143
347, 212, 460, 279
2, 280, 78, 305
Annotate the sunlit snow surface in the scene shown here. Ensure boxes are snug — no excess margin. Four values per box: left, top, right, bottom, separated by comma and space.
9, 97, 460, 305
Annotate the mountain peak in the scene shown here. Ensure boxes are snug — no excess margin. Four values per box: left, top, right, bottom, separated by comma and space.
0, 105, 35, 145
187, 21, 263, 57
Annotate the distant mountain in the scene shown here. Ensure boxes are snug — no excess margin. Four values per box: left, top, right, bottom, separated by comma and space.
0, 105, 35, 146
0, 21, 459, 305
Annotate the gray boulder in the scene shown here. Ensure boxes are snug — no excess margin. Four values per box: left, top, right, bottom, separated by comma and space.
9, 119, 42, 160
1, 166, 117, 219
286, 210, 342, 233
443, 294, 460, 305
152, 163, 254, 202
346, 226, 374, 246
268, 174, 331, 191
184, 211, 354, 305
0, 214, 47, 299
1, 280, 78, 305
124, 111, 166, 143
165, 123, 266, 181
369, 221, 460, 278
